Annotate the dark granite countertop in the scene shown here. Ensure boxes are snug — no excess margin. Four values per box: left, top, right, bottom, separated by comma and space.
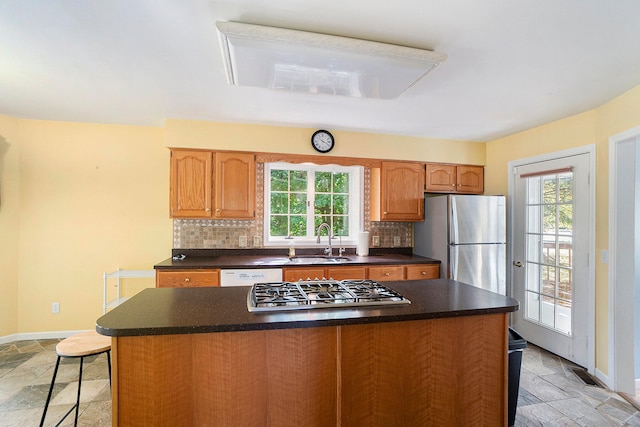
154, 249, 439, 270
95, 279, 518, 337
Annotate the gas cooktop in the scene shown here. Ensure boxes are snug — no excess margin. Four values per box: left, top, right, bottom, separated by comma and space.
247, 279, 410, 312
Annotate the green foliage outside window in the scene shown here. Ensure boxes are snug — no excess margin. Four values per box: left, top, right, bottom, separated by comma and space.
269, 168, 350, 238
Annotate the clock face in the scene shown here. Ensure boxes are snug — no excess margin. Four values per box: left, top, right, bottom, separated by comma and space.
311, 130, 334, 153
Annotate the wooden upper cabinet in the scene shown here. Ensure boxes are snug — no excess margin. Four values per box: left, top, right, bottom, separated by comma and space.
425, 163, 484, 194
169, 149, 256, 219
371, 161, 425, 222
214, 152, 256, 219
456, 165, 484, 194
170, 150, 213, 218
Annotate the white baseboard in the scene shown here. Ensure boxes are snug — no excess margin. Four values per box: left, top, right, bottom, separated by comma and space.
0, 330, 91, 345
596, 367, 614, 390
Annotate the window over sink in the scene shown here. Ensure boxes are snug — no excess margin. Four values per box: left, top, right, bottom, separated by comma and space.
264, 162, 362, 246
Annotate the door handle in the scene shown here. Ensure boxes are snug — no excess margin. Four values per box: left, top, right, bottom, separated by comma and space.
513, 261, 524, 268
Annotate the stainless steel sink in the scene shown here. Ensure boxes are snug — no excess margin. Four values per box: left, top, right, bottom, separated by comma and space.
287, 256, 350, 264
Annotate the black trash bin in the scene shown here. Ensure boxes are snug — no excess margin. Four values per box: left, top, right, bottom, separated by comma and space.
508, 328, 527, 426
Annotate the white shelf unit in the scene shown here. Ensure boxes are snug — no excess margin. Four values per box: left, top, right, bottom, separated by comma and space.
103, 268, 156, 313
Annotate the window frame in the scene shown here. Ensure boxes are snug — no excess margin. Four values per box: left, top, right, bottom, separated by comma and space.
263, 162, 363, 247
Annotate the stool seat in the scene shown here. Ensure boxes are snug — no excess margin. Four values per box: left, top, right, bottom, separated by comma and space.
57, 331, 111, 357
41, 330, 112, 427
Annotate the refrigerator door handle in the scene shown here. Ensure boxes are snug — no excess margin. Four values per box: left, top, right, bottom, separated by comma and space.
450, 197, 459, 244
450, 245, 458, 280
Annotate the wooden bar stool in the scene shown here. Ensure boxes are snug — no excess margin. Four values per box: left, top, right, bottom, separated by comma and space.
40, 331, 111, 427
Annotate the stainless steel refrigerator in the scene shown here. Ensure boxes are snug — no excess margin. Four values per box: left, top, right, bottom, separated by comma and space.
413, 195, 506, 295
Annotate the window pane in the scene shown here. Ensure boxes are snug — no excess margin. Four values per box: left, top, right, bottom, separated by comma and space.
271, 170, 288, 191
541, 295, 555, 328
528, 205, 541, 233
526, 234, 541, 263
290, 193, 307, 214
270, 193, 288, 214
315, 194, 331, 215
543, 205, 556, 233
558, 236, 572, 267
333, 216, 348, 236
556, 300, 572, 335
526, 291, 540, 322
270, 216, 288, 236
333, 172, 349, 193
558, 267, 572, 300
542, 236, 555, 265
558, 174, 573, 203
290, 170, 307, 192
289, 216, 306, 236
526, 263, 540, 292
527, 177, 541, 204
333, 195, 349, 214
315, 172, 331, 193
314, 216, 331, 233
542, 266, 556, 297
558, 204, 573, 233
543, 175, 557, 203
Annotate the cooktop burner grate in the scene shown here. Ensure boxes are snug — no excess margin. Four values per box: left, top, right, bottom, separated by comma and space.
248, 279, 410, 312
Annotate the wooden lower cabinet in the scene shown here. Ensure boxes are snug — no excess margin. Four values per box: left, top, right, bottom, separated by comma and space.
279, 264, 440, 283
111, 314, 508, 426
156, 269, 220, 287
405, 264, 440, 280
367, 265, 404, 281
283, 268, 326, 282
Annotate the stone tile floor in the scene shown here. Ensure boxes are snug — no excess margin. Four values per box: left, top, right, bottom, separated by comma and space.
1, 338, 640, 426
0, 339, 110, 426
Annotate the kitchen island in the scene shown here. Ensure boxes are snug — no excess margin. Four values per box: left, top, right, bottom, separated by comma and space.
97, 279, 518, 427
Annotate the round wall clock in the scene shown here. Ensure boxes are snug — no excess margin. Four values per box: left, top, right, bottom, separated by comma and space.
311, 130, 335, 153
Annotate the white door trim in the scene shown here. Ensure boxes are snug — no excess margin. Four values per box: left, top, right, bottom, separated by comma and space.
608, 125, 640, 393
507, 144, 596, 374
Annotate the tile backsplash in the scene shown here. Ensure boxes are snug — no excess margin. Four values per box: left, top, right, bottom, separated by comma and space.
173, 164, 413, 249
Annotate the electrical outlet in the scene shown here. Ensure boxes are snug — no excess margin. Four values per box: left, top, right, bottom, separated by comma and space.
372, 236, 380, 246
239, 236, 247, 247
253, 236, 261, 247
393, 236, 401, 246
52, 302, 60, 314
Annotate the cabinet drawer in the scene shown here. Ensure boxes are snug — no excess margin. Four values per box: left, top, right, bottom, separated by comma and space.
283, 268, 326, 282
326, 267, 367, 281
156, 270, 220, 288
405, 264, 440, 280
367, 266, 404, 281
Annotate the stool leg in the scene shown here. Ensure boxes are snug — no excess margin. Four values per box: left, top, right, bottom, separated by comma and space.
40, 355, 61, 427
73, 357, 84, 426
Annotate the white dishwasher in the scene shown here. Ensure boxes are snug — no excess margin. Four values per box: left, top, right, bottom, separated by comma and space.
220, 268, 283, 287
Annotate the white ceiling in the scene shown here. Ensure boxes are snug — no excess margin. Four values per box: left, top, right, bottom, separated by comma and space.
2, 0, 640, 142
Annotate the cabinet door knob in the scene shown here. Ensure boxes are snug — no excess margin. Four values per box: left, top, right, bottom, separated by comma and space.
205, 208, 211, 212
216, 208, 221, 212
384, 272, 390, 276
184, 277, 190, 282
421, 271, 426, 275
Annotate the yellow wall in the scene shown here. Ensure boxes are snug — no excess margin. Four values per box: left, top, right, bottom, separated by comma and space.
0, 115, 20, 337
0, 116, 483, 336
166, 119, 486, 165
1, 118, 172, 334
485, 85, 640, 376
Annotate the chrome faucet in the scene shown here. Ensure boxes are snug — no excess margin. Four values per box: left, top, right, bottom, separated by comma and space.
316, 222, 333, 256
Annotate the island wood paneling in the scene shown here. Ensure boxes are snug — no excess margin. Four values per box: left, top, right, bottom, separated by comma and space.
111, 314, 508, 426
113, 327, 338, 427
340, 314, 508, 426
